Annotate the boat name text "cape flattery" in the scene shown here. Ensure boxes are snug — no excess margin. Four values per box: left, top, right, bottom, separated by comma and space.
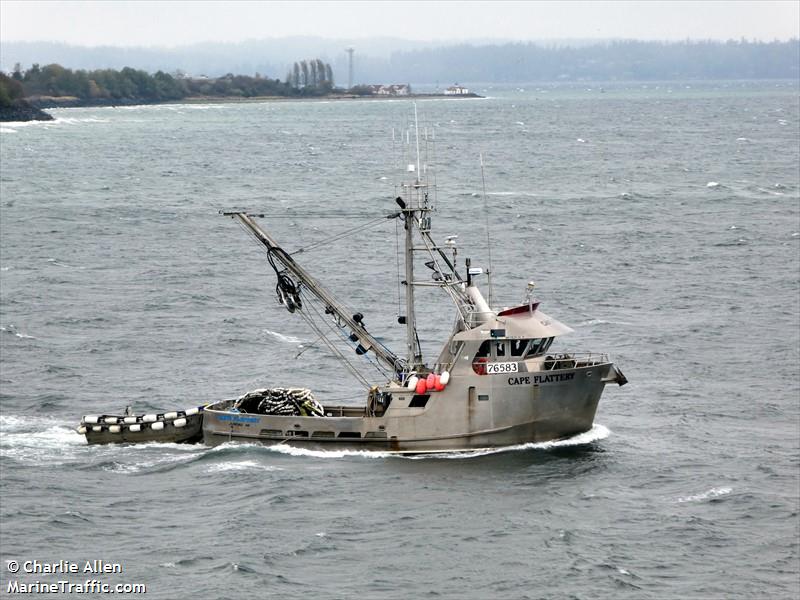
507, 372, 576, 386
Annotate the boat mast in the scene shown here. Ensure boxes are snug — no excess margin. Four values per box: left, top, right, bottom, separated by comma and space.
403, 191, 419, 369
400, 104, 426, 370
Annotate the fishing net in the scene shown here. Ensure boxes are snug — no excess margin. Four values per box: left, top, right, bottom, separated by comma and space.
233, 388, 324, 417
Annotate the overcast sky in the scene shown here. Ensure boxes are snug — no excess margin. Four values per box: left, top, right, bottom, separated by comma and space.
1, 0, 798, 47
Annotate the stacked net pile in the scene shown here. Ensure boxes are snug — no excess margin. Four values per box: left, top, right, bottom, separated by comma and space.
233, 388, 324, 417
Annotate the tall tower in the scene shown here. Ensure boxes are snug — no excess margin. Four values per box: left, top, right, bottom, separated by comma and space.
345, 47, 354, 90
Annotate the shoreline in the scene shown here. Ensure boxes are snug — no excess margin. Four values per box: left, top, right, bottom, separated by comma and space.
26, 92, 484, 110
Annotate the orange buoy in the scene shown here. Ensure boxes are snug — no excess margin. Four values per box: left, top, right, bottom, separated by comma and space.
434, 374, 445, 392
426, 373, 436, 390
415, 379, 427, 394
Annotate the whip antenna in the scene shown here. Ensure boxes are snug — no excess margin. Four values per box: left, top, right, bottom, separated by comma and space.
480, 153, 494, 307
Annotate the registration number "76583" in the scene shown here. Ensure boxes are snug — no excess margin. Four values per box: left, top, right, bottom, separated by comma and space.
486, 362, 519, 374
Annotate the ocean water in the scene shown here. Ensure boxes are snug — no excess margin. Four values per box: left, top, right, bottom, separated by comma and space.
1, 81, 799, 599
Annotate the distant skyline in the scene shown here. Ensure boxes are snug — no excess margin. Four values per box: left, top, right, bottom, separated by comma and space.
1, 0, 798, 47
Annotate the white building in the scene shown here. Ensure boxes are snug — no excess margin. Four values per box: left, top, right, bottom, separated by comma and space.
444, 84, 470, 95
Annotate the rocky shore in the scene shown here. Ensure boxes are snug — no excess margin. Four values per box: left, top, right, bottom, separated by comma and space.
0, 99, 54, 122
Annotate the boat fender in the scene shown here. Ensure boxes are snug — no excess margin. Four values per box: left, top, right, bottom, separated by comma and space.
77, 426, 87, 435
440, 371, 450, 385
151, 421, 165, 431
173, 418, 187, 428
92, 426, 102, 432
406, 376, 419, 390
142, 414, 158, 423
433, 374, 445, 392
426, 373, 436, 390
84, 415, 99, 424
164, 412, 178, 420
109, 425, 121, 433
415, 379, 427, 394
129, 424, 141, 432
104, 416, 118, 424
185, 407, 199, 416
123, 416, 137, 424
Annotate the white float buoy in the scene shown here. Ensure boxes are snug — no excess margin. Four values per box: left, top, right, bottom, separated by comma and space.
142, 414, 157, 423
84, 416, 99, 424
151, 422, 164, 431
164, 412, 178, 420
173, 418, 187, 428
129, 424, 141, 432
92, 426, 102, 432
184, 407, 199, 416
77, 426, 87, 435
124, 416, 137, 424
109, 425, 121, 433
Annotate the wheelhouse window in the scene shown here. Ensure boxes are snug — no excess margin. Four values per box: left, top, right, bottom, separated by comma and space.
524, 337, 554, 358
472, 337, 555, 374
510, 339, 529, 356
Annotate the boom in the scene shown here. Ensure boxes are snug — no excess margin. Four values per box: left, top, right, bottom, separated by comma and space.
224, 211, 404, 376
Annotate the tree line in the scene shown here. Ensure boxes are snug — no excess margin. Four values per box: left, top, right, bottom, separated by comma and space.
6, 60, 337, 104
385, 39, 799, 82
286, 58, 334, 90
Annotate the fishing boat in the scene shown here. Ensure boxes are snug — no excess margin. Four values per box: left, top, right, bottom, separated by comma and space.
201, 110, 627, 452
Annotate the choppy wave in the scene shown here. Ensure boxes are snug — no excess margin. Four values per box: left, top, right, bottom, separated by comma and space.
0, 325, 36, 339
263, 329, 304, 344
678, 487, 733, 503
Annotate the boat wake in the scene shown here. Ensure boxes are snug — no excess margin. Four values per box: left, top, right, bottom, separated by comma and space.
1, 415, 610, 469
405, 424, 611, 459
246, 423, 611, 460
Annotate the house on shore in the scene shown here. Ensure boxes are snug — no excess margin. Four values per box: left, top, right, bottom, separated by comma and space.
444, 84, 470, 95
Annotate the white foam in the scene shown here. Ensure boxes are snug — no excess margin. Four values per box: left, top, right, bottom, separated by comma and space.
101, 452, 197, 474
706, 181, 720, 188
407, 424, 612, 459
239, 424, 611, 460
263, 329, 303, 344
205, 460, 283, 473
263, 444, 394, 459
0, 325, 36, 339
678, 486, 732, 503
0, 418, 86, 465
575, 319, 612, 327
487, 191, 538, 197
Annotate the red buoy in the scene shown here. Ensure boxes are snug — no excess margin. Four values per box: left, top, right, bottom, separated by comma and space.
415, 379, 427, 394
426, 373, 436, 390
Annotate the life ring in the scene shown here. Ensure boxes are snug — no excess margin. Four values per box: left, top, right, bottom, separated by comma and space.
472, 357, 488, 375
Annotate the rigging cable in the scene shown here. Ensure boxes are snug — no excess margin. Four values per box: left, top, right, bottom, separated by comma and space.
290, 214, 394, 255
295, 289, 373, 389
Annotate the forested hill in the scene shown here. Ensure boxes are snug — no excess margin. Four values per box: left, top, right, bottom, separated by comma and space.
389, 39, 800, 82
1, 38, 798, 83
